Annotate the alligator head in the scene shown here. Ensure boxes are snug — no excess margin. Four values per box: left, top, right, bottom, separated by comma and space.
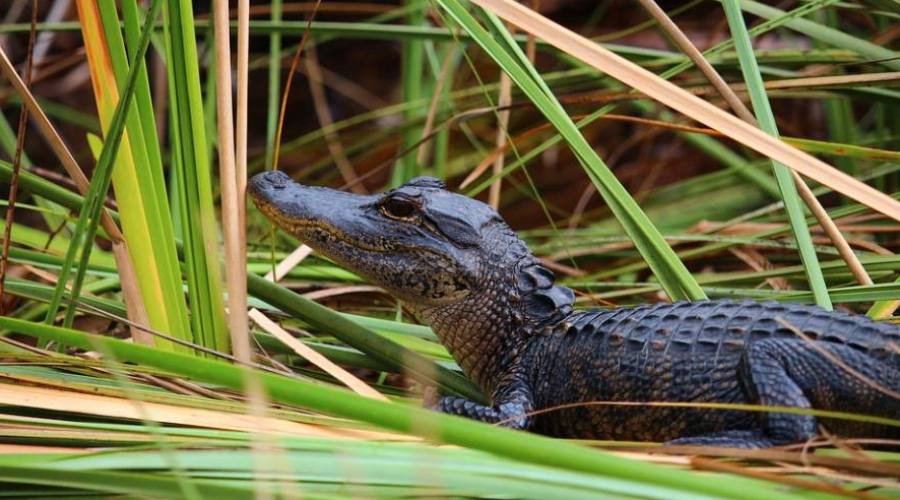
249, 171, 574, 388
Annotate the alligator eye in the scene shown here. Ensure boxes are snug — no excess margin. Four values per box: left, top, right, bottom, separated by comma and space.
383, 197, 416, 218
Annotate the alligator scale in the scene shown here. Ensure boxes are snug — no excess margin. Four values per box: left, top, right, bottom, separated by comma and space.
250, 171, 900, 448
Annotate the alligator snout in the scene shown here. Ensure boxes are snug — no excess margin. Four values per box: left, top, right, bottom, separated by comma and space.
248, 170, 305, 217
248, 170, 304, 224
249, 170, 291, 194
248, 171, 380, 234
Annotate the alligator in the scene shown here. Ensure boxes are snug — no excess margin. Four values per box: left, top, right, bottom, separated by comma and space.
250, 171, 900, 448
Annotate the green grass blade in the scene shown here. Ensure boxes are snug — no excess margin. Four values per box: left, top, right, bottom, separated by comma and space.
0, 160, 116, 223
162, 0, 228, 353
722, 0, 831, 309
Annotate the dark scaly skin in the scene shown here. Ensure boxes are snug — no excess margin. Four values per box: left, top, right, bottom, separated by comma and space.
249, 172, 900, 447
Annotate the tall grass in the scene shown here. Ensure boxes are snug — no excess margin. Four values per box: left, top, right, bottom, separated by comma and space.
0, 0, 897, 496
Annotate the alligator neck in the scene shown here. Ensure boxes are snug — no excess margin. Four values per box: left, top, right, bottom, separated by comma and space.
416, 253, 575, 395
417, 292, 522, 393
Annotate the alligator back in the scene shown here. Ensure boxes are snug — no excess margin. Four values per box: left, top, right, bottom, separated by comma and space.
525, 300, 899, 440
565, 300, 899, 367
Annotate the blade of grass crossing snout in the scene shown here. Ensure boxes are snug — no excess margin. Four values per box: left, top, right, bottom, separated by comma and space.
163, 0, 229, 353
82, 0, 193, 349
436, 0, 706, 301
44, 0, 163, 327
0, 316, 800, 500
722, 0, 831, 310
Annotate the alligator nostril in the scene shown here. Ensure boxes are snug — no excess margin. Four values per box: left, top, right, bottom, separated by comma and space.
252, 170, 291, 190
267, 170, 291, 188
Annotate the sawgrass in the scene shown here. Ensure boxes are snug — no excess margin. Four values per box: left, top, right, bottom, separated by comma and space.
0, 0, 898, 497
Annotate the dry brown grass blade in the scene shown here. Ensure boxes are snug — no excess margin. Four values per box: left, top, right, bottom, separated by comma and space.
490, 72, 512, 209
729, 247, 789, 290
537, 257, 585, 277
637, 0, 750, 120
693, 220, 899, 237
111, 242, 152, 344
416, 47, 456, 167
301, 285, 383, 300
791, 172, 873, 286
236, 0, 249, 204
472, 0, 900, 222
213, 0, 250, 362
563, 72, 900, 107
266, 245, 313, 281
250, 309, 389, 401
0, 382, 366, 439
762, 71, 900, 89
0, 444, 87, 454
236, 0, 251, 337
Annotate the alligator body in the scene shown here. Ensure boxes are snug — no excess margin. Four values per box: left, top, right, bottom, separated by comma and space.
250, 171, 900, 447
